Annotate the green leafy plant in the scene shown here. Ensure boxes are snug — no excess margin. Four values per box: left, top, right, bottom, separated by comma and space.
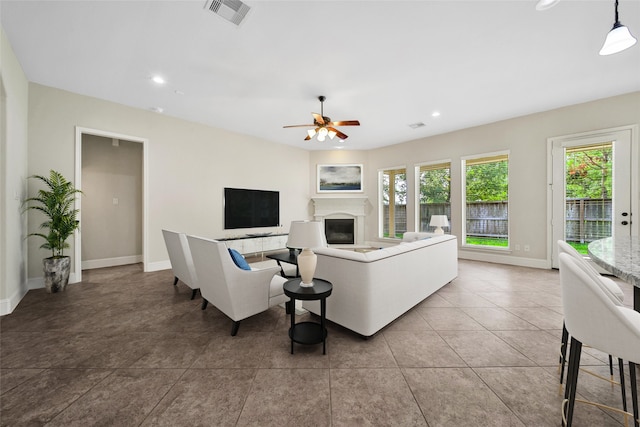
23, 170, 82, 258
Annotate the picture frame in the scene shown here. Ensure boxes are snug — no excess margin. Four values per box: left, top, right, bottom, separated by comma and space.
317, 164, 363, 193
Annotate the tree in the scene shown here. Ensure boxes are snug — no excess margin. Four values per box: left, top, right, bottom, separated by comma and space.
419, 168, 450, 204
566, 146, 612, 199
465, 160, 508, 202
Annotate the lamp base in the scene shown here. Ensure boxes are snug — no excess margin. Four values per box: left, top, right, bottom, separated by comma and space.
434, 227, 444, 235
297, 248, 317, 287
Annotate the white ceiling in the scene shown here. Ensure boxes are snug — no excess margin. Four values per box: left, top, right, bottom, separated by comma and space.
1, 0, 639, 151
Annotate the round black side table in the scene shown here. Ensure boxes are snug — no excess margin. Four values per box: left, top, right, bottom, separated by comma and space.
283, 278, 332, 355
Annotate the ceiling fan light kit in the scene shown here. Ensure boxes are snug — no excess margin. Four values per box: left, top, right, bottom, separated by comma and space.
283, 96, 360, 142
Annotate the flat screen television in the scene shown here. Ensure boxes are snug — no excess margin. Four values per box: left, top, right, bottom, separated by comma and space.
224, 187, 280, 230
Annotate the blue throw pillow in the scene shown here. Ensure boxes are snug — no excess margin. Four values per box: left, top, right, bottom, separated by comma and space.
228, 248, 251, 270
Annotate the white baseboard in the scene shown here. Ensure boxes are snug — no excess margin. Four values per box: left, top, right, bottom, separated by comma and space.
459, 249, 550, 269
0, 286, 28, 316
28, 276, 44, 290
28, 271, 79, 290
146, 260, 171, 272
82, 255, 142, 270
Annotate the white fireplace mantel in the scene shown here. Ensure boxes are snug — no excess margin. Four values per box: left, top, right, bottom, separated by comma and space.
312, 197, 368, 245
311, 197, 368, 217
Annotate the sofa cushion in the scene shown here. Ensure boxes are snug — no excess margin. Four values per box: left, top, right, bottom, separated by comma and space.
228, 248, 251, 270
402, 232, 436, 242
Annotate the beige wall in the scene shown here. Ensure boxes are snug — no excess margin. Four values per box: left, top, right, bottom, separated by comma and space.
81, 135, 142, 263
6, 14, 640, 298
0, 28, 29, 314
27, 83, 310, 279
315, 92, 639, 267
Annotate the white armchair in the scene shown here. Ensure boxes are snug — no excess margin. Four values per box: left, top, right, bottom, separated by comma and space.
162, 229, 199, 299
186, 235, 288, 336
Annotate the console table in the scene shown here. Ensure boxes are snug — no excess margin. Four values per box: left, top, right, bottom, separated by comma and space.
266, 250, 299, 278
283, 278, 332, 355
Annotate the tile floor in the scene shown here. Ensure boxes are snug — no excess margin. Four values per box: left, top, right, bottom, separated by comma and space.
1, 259, 637, 426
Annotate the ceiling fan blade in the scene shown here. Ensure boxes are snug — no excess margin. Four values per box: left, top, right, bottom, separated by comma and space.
283, 124, 316, 128
329, 120, 360, 127
328, 127, 349, 140
312, 113, 325, 126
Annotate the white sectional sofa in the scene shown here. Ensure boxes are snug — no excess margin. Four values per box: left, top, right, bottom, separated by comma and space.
303, 233, 458, 337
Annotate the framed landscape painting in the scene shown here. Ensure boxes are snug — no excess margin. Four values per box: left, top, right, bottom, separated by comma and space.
317, 164, 363, 193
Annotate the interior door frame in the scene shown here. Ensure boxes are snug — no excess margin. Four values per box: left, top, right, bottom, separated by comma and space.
546, 124, 638, 269
73, 126, 149, 283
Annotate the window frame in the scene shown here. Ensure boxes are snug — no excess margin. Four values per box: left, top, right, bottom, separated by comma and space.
414, 160, 452, 234
378, 165, 407, 240
461, 150, 510, 251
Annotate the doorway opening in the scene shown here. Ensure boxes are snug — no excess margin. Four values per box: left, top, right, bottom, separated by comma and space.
548, 125, 637, 268
73, 127, 148, 283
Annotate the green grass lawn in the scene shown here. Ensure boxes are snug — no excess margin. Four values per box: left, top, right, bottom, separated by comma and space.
465, 236, 509, 247
464, 238, 590, 253
566, 241, 589, 254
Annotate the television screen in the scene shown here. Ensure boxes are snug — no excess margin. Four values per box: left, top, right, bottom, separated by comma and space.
224, 188, 280, 230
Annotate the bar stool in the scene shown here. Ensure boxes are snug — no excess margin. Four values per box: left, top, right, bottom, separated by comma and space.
559, 253, 639, 427
557, 240, 625, 390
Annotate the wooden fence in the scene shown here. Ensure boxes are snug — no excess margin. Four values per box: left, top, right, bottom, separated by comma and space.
384, 198, 611, 242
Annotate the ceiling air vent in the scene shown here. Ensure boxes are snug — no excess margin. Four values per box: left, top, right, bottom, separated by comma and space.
204, 0, 251, 26
408, 122, 426, 129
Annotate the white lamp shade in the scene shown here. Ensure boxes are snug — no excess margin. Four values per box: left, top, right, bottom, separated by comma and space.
429, 215, 449, 235
287, 221, 325, 286
429, 215, 449, 227
287, 221, 325, 249
599, 24, 637, 55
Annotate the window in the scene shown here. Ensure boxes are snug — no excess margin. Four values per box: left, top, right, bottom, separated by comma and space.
462, 152, 509, 248
565, 143, 613, 254
380, 167, 407, 239
416, 162, 451, 233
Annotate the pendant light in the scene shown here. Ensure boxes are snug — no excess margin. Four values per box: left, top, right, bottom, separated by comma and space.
535, 0, 559, 11
599, 0, 637, 55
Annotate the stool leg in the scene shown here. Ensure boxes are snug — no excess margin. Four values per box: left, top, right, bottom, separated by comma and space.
560, 323, 569, 387
564, 337, 582, 427
619, 358, 628, 413
630, 362, 638, 427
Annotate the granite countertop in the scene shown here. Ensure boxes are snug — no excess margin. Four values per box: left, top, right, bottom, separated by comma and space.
588, 236, 640, 287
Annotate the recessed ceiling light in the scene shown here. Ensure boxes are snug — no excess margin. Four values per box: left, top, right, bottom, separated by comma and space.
174, 90, 185, 95
151, 75, 166, 85
409, 122, 425, 129
150, 107, 164, 113
432, 111, 441, 117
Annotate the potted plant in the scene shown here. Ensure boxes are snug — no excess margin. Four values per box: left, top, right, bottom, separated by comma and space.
23, 170, 82, 293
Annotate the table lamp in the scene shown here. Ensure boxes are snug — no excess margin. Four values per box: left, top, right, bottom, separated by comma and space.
287, 220, 325, 287
430, 215, 449, 235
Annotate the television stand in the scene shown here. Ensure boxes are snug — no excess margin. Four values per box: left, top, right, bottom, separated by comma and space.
218, 233, 288, 259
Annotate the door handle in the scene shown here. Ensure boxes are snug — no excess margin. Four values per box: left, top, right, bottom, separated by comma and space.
622, 212, 629, 217
622, 221, 629, 225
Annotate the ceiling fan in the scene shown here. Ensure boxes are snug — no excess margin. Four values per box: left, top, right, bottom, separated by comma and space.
283, 96, 360, 141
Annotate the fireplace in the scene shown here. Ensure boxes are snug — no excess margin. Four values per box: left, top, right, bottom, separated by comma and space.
312, 197, 368, 245
325, 219, 355, 245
